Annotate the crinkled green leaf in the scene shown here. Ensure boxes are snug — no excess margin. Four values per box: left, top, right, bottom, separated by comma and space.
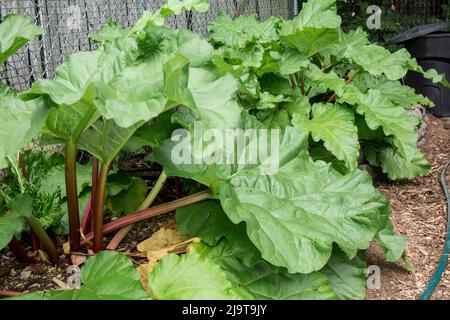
322, 247, 367, 300
0, 95, 48, 169
155, 119, 386, 273
79, 119, 143, 165
305, 63, 346, 97
363, 141, 430, 180
131, 11, 165, 34
176, 200, 261, 267
192, 241, 338, 300
0, 14, 43, 65
14, 251, 148, 300
278, 49, 308, 75
293, 103, 359, 171
39, 163, 91, 198
163, 0, 209, 16
281, 0, 341, 33
345, 45, 411, 81
148, 253, 234, 300
95, 61, 167, 128
309, 145, 349, 175
0, 194, 32, 250
282, 28, 339, 58
26, 51, 101, 106
408, 58, 449, 86
222, 45, 265, 69
261, 109, 291, 129
176, 200, 231, 246
352, 74, 433, 108
187, 72, 242, 129
256, 92, 287, 109
376, 219, 407, 262
44, 103, 99, 142
153, 118, 306, 190
208, 13, 279, 48
220, 151, 388, 274
96, 28, 214, 128
175, 30, 214, 67
163, 55, 241, 129
340, 87, 421, 163
90, 19, 128, 44
108, 177, 147, 216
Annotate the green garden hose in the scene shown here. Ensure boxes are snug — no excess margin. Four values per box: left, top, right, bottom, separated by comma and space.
420, 161, 450, 300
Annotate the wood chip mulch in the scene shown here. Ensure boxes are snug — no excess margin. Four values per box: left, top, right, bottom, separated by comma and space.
366, 114, 450, 300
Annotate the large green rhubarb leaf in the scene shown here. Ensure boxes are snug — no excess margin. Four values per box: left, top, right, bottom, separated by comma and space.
220, 151, 388, 274
293, 103, 359, 171
0, 95, 48, 169
344, 45, 411, 81
153, 116, 305, 189
164, 54, 241, 129
79, 119, 142, 165
94, 60, 167, 128
147, 253, 234, 300
0, 14, 43, 66
163, 0, 209, 15
0, 194, 32, 250
363, 141, 430, 180
39, 163, 92, 197
176, 200, 261, 267
108, 177, 148, 216
155, 108, 393, 275
26, 51, 101, 106
340, 86, 421, 163
208, 13, 280, 48
282, 28, 339, 58
192, 241, 338, 300
281, 0, 341, 33
322, 248, 367, 300
13, 251, 148, 300
304, 63, 346, 97
352, 74, 433, 108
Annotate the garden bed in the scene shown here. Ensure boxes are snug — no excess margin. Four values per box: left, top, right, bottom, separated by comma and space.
1, 115, 449, 299
367, 114, 450, 300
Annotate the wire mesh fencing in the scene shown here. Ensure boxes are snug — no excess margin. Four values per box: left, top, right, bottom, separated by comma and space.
0, 0, 295, 92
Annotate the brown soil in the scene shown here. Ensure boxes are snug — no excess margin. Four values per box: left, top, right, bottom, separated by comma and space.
0, 115, 449, 299
366, 114, 450, 300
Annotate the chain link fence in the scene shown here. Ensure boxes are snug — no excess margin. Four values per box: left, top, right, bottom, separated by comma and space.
0, 0, 294, 92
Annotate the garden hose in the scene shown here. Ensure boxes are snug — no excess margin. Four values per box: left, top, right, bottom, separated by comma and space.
420, 161, 450, 300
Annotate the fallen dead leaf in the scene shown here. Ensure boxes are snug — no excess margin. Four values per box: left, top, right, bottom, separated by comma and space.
137, 227, 185, 252
145, 237, 201, 269
136, 233, 201, 295
71, 254, 87, 266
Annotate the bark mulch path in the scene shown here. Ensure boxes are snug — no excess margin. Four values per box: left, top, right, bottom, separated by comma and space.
366, 114, 450, 300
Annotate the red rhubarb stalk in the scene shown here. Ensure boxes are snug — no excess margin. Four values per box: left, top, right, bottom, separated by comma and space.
82, 190, 211, 247
65, 140, 81, 252
9, 237, 34, 263
0, 290, 24, 297
93, 163, 109, 252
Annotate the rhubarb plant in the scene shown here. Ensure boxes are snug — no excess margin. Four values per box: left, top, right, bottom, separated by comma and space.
2, 0, 448, 300
207, 0, 445, 180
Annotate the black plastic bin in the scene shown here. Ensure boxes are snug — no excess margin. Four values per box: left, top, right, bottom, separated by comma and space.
388, 23, 450, 117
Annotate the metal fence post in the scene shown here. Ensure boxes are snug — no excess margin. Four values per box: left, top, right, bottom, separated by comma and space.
293, 0, 298, 16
